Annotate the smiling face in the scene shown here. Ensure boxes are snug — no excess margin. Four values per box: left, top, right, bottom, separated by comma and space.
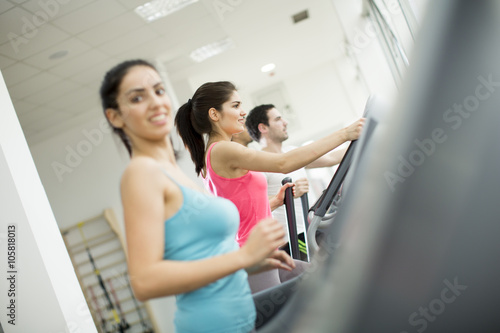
107, 65, 172, 144
214, 90, 247, 136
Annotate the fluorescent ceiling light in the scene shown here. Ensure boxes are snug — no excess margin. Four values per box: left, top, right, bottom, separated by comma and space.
135, 0, 198, 22
190, 38, 235, 63
261, 63, 276, 73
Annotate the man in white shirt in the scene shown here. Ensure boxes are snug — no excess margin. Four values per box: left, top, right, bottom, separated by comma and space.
245, 104, 346, 259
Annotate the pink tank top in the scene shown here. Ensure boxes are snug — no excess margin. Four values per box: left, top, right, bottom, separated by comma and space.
202, 142, 271, 246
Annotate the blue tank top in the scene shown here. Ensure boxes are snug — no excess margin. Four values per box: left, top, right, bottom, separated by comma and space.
161, 170, 256, 333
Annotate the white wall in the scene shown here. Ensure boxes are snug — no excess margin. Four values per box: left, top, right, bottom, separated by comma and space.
332, 0, 398, 102
29, 115, 126, 229
0, 71, 96, 333
283, 60, 362, 146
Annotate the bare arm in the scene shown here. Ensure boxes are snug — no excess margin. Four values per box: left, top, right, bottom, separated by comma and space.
210, 118, 364, 177
122, 159, 292, 301
306, 146, 348, 169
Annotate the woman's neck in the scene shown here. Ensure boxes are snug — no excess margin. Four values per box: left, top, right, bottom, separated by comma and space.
207, 131, 231, 148
131, 137, 176, 165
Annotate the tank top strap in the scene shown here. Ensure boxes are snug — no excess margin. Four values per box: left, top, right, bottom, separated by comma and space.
205, 142, 219, 175
159, 168, 181, 187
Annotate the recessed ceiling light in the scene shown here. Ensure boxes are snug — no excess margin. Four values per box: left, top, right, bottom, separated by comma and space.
261, 63, 276, 73
190, 38, 235, 63
48, 50, 68, 60
135, 0, 198, 22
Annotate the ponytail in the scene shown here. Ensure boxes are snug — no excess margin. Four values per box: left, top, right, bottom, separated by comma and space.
175, 81, 237, 176
175, 100, 206, 175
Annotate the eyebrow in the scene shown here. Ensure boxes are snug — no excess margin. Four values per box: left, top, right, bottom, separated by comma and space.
124, 82, 163, 96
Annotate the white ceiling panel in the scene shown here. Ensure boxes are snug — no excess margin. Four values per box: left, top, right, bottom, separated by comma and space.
147, 2, 210, 36
77, 12, 146, 47
47, 49, 110, 78
24, 79, 82, 105
0, 61, 39, 85
6, 70, 62, 99
25, 107, 103, 145
8, 0, 29, 5
21, 0, 98, 18
152, 18, 227, 60
69, 58, 120, 86
0, 23, 70, 60
0, 54, 16, 69
20, 108, 72, 131
19, 124, 39, 139
16, 105, 59, 125
97, 26, 160, 57
44, 85, 95, 111
10, 98, 38, 115
65, 95, 101, 116
118, 36, 183, 63
206, 0, 262, 22
51, 0, 127, 35
23, 37, 92, 69
0, 1, 14, 15
115, 0, 151, 10
0, 6, 35, 45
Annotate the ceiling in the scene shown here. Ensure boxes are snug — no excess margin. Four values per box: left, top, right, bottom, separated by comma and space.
0, 0, 348, 146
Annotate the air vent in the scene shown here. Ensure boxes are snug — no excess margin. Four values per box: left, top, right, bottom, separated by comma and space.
292, 10, 309, 24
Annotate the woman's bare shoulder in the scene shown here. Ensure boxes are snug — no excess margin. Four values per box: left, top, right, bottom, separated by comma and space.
121, 156, 163, 185
211, 140, 248, 155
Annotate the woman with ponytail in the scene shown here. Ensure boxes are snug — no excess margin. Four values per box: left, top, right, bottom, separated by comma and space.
100, 60, 295, 333
175, 82, 364, 291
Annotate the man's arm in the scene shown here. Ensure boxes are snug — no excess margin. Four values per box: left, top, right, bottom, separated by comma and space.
306, 147, 348, 168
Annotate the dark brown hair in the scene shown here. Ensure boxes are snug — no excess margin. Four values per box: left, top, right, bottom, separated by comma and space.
245, 104, 275, 142
175, 81, 237, 175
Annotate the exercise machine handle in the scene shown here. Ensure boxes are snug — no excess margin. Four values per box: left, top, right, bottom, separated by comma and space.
300, 193, 309, 230
282, 177, 300, 260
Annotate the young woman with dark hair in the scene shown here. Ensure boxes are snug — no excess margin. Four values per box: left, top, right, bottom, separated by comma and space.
175, 82, 364, 246
100, 60, 294, 333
